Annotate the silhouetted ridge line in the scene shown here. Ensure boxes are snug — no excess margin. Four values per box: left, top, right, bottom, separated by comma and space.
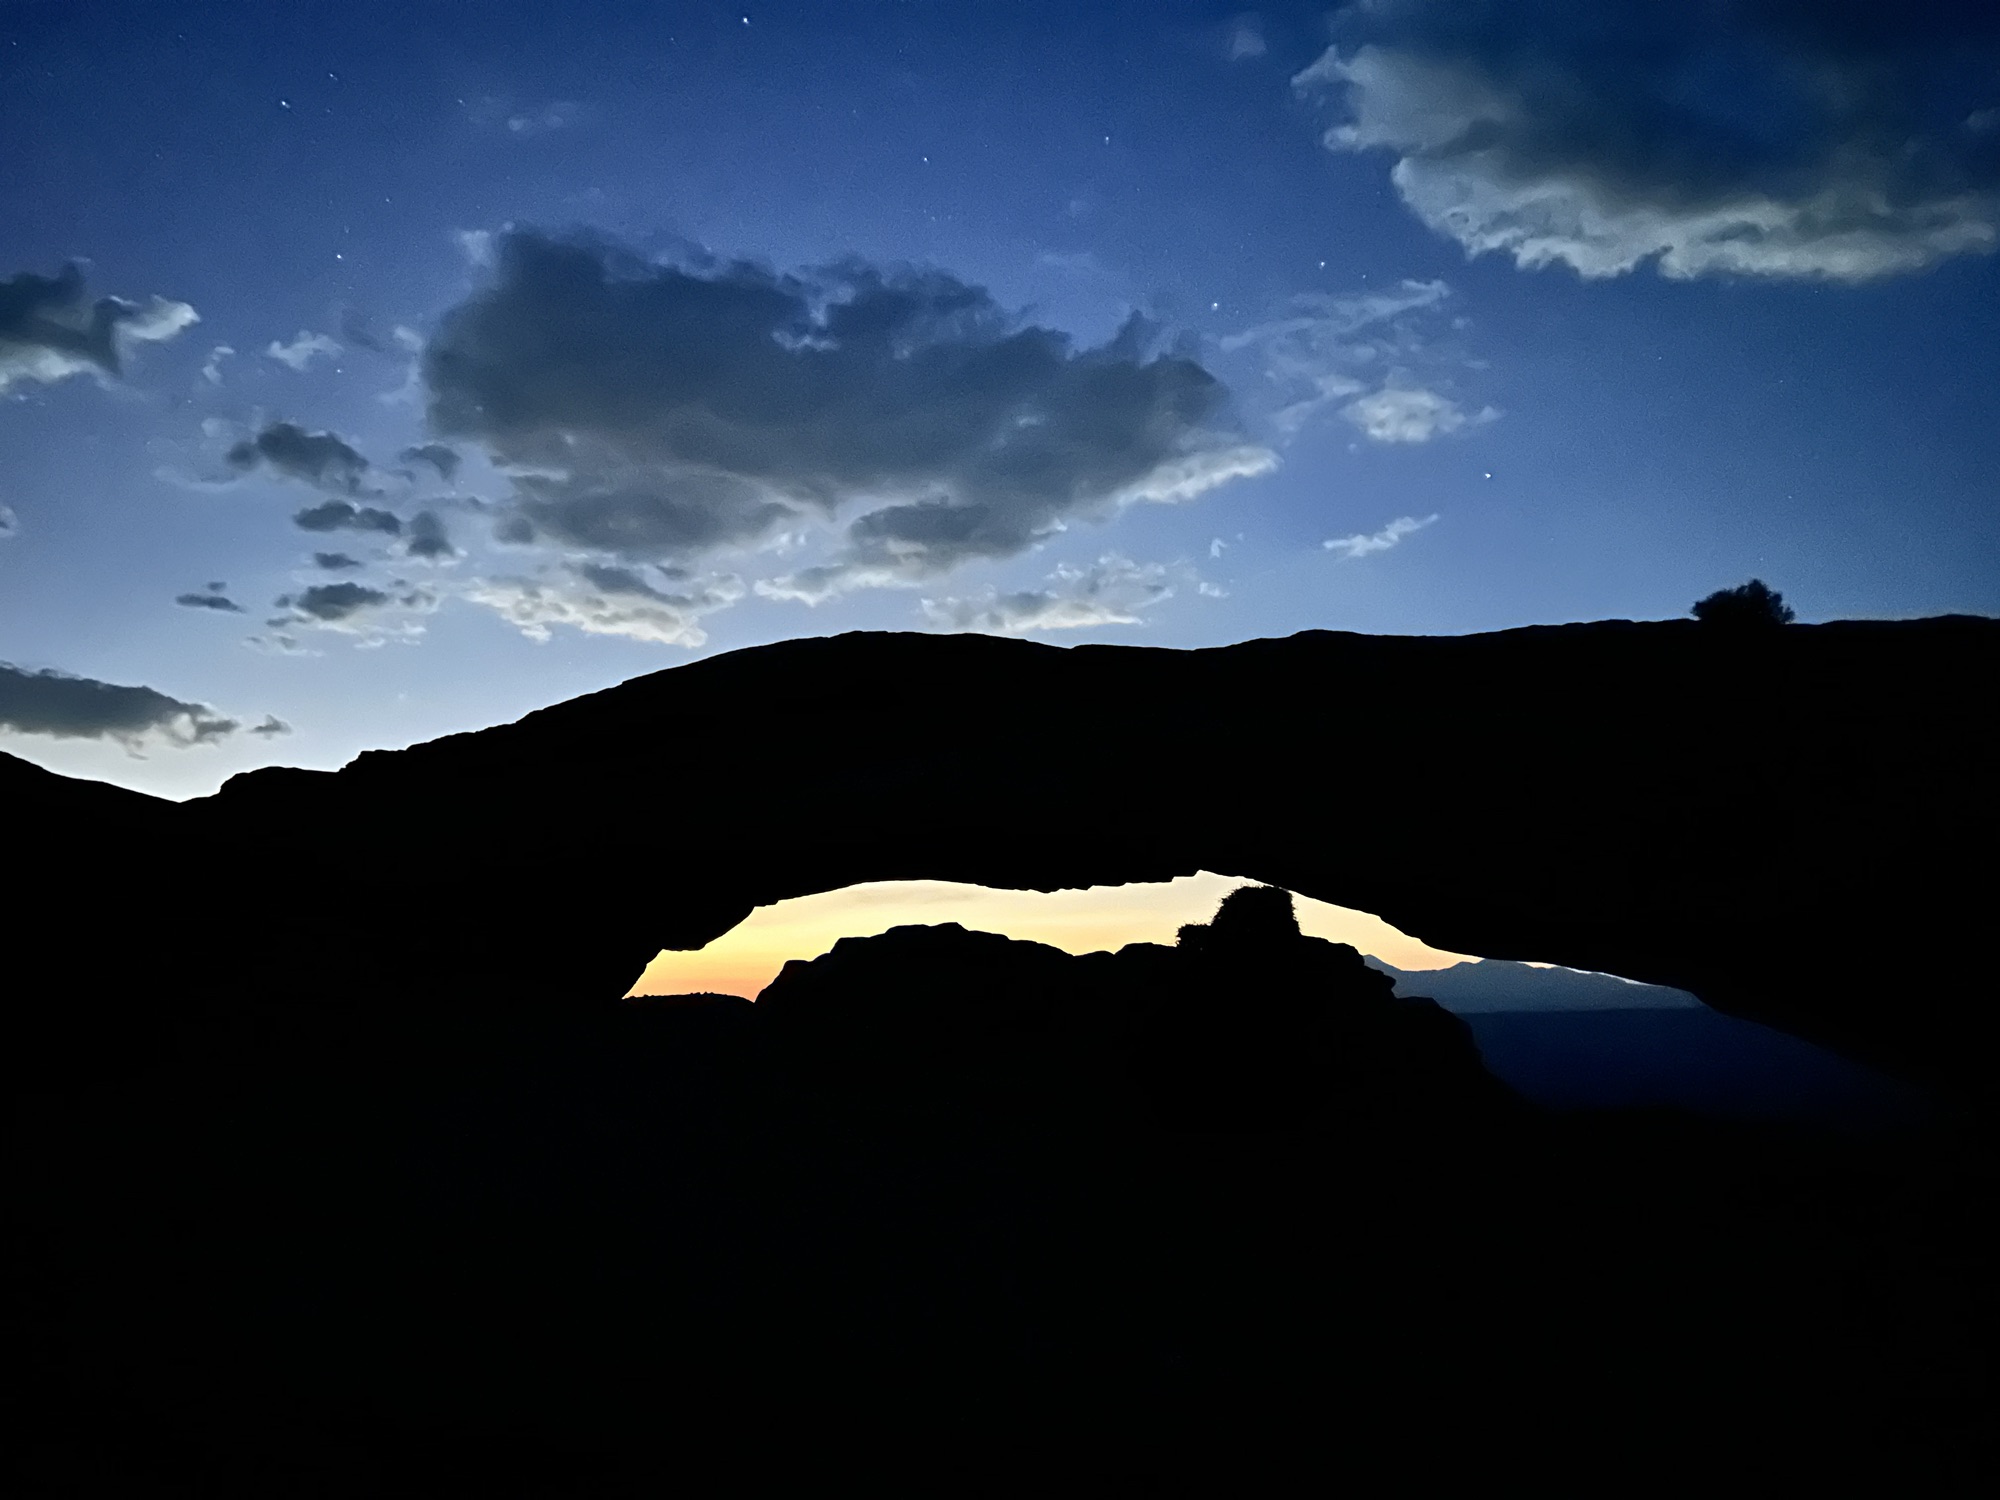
8, 616, 1999, 1099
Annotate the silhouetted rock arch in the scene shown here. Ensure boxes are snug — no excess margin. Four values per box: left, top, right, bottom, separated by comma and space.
9, 616, 1999, 1099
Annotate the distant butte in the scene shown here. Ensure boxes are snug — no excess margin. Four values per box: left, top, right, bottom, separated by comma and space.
9, 616, 1998, 1099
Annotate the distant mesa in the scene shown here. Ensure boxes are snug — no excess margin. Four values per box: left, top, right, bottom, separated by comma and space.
1370, 957, 1700, 1013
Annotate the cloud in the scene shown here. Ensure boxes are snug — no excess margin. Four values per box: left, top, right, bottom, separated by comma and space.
399, 442, 460, 481
266, 330, 341, 371
0, 504, 15, 539
1323, 514, 1437, 559
248, 715, 291, 737
425, 231, 1272, 596
270, 580, 436, 639
454, 229, 496, 267
1341, 385, 1494, 444
201, 345, 235, 385
920, 555, 1179, 634
175, 589, 245, 612
1, 263, 198, 393
1228, 15, 1267, 62
292, 499, 401, 535
404, 510, 456, 560
0, 661, 238, 749
313, 551, 363, 570
338, 309, 422, 357
1220, 279, 1451, 360
229, 421, 373, 494
506, 102, 580, 137
465, 96, 581, 139
465, 564, 742, 647
1293, 4, 2000, 282
278, 581, 388, 620
1221, 279, 1486, 437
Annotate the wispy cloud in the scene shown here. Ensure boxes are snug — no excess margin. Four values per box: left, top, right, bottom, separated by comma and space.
1223, 279, 1491, 442
265, 330, 341, 372
1341, 386, 1494, 444
920, 554, 1183, 634
465, 96, 582, 139
466, 565, 741, 647
1227, 15, 1267, 62
1323, 514, 1437, 559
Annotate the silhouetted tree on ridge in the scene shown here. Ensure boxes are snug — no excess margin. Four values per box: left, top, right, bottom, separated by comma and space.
1692, 578, 1795, 626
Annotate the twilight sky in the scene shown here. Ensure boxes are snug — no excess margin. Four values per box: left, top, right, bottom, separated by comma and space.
6, 0, 2000, 799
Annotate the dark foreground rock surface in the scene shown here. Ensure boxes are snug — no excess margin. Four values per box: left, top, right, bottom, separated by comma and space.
6, 896, 1994, 1491
5, 619, 1998, 1486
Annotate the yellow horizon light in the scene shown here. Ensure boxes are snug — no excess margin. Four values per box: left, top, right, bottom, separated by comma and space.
628, 870, 1473, 999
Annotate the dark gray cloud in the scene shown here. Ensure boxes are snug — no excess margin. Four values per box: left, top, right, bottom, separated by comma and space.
0, 504, 16, 539
0, 661, 237, 747
270, 580, 437, 638
0, 263, 198, 392
404, 510, 456, 560
248, 715, 292, 737
399, 442, 460, 481
175, 589, 245, 612
313, 551, 363, 570
228, 421, 372, 494
275, 582, 390, 622
425, 232, 1272, 596
1294, 2, 2000, 281
292, 499, 402, 535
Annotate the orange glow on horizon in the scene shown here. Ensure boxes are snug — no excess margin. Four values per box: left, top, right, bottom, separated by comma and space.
628, 871, 1474, 999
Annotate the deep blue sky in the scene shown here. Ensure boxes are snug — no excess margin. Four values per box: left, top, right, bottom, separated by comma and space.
5, 1, 1999, 796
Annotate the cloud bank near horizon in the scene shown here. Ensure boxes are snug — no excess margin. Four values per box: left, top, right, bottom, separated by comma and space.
0, 661, 244, 750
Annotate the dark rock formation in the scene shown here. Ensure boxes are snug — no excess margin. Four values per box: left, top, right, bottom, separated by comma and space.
9, 616, 1998, 1098
6, 887, 1987, 1490
756, 888, 1519, 1134
7, 619, 1996, 1488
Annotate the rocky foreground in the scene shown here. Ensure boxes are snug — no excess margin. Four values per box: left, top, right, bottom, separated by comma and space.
7, 888, 1990, 1489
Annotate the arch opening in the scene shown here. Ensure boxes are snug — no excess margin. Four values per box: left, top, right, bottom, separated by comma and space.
627, 871, 1478, 1000
627, 874, 1925, 1129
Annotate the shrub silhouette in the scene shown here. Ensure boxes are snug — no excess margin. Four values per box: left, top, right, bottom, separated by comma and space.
1691, 578, 1794, 627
